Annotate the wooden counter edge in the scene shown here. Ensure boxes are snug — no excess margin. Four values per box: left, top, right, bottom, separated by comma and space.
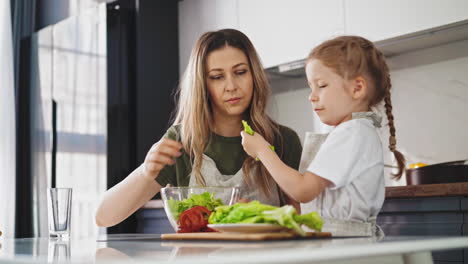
386, 182, 468, 198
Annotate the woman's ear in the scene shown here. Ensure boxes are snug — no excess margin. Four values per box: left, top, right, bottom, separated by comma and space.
351, 76, 367, 100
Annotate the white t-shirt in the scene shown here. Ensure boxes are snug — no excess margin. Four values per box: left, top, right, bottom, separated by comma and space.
303, 117, 385, 223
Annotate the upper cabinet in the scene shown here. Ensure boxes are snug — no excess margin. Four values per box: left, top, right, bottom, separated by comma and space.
178, 0, 239, 74
344, 0, 468, 41
238, 0, 344, 68
179, 0, 468, 70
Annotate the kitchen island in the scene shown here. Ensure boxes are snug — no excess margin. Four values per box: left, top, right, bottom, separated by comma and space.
137, 184, 468, 263
1, 234, 468, 264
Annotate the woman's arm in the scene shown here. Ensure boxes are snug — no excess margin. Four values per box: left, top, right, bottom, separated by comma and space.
95, 138, 182, 227
95, 164, 162, 227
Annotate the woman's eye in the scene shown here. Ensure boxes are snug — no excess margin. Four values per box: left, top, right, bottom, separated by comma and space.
236, 70, 247, 75
210, 75, 223, 80
318, 84, 327, 88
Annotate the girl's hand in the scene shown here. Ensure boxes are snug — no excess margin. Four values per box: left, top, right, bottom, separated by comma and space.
240, 131, 271, 159
142, 138, 182, 180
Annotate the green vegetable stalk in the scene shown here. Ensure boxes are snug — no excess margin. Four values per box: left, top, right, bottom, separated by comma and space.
241, 120, 275, 160
242, 120, 254, 136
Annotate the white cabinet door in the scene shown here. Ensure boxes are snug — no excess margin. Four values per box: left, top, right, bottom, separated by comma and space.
238, 0, 344, 68
345, 0, 468, 41
178, 0, 239, 74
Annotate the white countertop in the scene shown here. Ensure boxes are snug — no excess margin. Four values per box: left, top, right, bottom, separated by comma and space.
1, 234, 468, 264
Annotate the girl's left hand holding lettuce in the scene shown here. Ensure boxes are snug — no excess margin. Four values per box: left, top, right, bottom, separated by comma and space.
209, 201, 323, 236
240, 130, 272, 160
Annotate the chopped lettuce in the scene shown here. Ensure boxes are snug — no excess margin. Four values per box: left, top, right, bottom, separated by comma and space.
208, 201, 277, 224
168, 192, 224, 220
294, 211, 323, 232
208, 201, 323, 236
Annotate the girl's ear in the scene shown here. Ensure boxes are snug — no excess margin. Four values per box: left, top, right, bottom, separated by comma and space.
351, 76, 367, 100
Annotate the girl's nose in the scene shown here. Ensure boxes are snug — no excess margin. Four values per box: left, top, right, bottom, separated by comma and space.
309, 93, 318, 102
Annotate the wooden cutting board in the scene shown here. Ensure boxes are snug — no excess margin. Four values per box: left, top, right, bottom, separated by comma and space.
161, 232, 331, 241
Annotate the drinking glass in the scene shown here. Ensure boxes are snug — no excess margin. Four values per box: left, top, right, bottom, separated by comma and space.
47, 188, 72, 239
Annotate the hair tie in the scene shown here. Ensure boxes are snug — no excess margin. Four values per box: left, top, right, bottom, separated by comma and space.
389, 137, 396, 152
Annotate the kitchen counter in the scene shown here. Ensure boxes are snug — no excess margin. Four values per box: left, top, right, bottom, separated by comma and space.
1, 234, 468, 264
385, 182, 468, 198
143, 183, 468, 208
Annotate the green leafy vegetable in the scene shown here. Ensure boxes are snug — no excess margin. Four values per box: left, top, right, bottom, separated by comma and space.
208, 201, 323, 236
241, 120, 275, 161
168, 192, 224, 220
294, 211, 323, 232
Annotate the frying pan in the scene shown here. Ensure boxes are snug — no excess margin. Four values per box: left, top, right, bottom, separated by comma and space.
405, 159, 468, 185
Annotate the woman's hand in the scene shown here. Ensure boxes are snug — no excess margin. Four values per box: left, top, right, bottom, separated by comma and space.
237, 198, 251, 203
142, 138, 182, 180
240, 131, 271, 159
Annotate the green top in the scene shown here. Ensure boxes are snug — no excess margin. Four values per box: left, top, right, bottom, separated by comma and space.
156, 124, 303, 204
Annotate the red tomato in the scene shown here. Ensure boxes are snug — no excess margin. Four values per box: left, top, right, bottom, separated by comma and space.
177, 206, 216, 233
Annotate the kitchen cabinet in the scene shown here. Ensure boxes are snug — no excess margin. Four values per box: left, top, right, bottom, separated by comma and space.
238, 0, 344, 68
179, 0, 468, 69
378, 196, 468, 263
178, 0, 239, 74
344, 0, 468, 42
136, 208, 173, 234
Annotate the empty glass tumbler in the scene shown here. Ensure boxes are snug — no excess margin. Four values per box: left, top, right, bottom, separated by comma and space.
47, 188, 72, 239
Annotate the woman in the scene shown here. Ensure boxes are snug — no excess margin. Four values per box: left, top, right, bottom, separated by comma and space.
96, 29, 302, 227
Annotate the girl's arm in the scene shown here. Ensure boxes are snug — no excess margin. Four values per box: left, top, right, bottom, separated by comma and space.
257, 148, 331, 203
284, 193, 301, 213
241, 131, 330, 203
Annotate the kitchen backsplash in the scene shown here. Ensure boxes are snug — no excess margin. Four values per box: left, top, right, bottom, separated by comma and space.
268, 39, 468, 186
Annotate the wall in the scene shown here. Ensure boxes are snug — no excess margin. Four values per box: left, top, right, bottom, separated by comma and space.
269, 40, 468, 186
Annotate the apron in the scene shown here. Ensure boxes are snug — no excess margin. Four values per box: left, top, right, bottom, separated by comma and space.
300, 112, 384, 238
189, 154, 281, 207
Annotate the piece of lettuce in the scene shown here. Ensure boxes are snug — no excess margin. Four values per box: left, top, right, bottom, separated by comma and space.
241, 120, 275, 160
208, 200, 323, 236
209, 201, 277, 224
168, 192, 224, 220
294, 211, 323, 232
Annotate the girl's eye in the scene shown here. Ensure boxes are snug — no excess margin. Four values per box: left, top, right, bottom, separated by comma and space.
318, 84, 327, 88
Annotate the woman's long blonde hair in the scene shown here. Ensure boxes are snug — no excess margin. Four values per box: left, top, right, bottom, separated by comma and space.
307, 36, 406, 179
172, 29, 281, 198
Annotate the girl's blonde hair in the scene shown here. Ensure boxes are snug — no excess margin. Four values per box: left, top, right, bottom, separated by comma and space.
307, 36, 406, 179
173, 29, 281, 197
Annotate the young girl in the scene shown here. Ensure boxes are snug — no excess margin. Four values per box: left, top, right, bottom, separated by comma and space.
96, 29, 302, 227
241, 36, 405, 236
